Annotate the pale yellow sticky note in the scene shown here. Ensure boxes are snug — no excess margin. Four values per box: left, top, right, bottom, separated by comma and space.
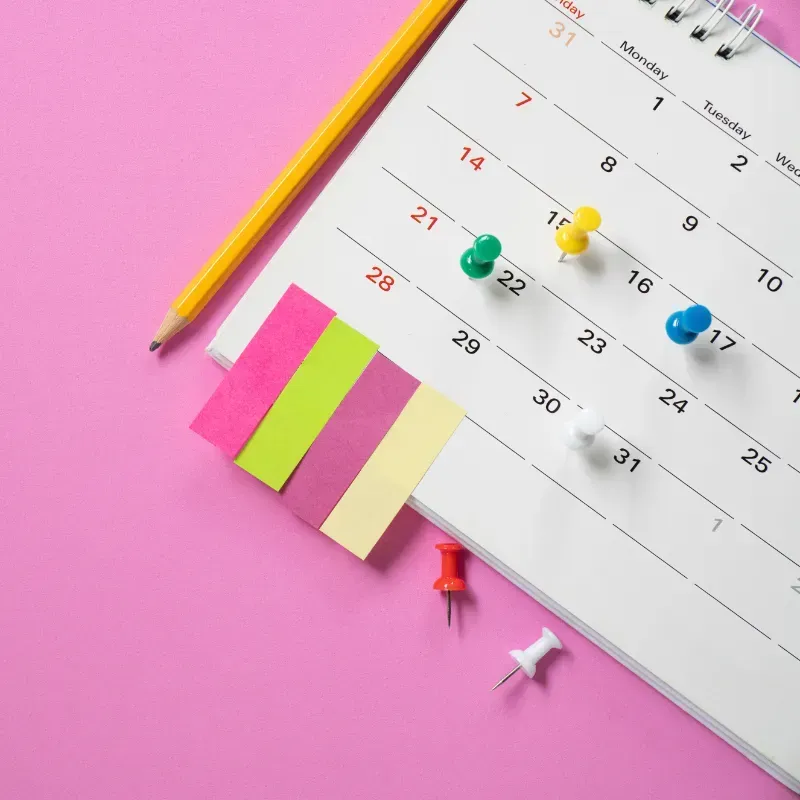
320, 384, 465, 559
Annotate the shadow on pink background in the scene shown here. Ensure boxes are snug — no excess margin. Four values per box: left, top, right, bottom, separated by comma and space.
1, 1, 798, 798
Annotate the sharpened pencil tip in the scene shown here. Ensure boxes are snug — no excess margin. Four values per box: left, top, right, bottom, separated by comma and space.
149, 341, 162, 352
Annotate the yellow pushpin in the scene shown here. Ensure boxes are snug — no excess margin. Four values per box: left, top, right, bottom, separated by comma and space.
555, 206, 602, 262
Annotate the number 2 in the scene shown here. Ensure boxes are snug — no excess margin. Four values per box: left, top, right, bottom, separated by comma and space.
731, 155, 748, 172
548, 21, 576, 46
410, 206, 439, 231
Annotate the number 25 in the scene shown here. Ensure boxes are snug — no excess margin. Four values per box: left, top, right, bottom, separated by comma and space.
549, 21, 576, 46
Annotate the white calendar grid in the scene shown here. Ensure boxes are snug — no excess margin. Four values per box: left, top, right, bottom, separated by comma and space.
212, 0, 800, 788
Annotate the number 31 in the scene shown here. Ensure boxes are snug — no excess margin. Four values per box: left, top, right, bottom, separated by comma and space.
549, 21, 576, 47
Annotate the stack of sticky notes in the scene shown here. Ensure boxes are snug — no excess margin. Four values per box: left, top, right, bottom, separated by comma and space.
191, 284, 465, 559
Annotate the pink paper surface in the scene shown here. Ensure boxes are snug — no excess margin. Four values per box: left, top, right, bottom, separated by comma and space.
2, 1, 798, 799
281, 353, 420, 528
190, 284, 335, 458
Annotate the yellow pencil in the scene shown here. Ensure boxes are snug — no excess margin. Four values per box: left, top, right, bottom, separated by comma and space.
150, 0, 462, 351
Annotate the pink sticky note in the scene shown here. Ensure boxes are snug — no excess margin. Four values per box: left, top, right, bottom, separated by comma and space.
280, 353, 420, 529
190, 284, 335, 458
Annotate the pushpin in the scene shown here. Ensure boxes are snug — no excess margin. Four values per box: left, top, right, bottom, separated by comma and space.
433, 542, 466, 628
666, 304, 712, 344
461, 234, 502, 279
556, 206, 602, 262
491, 627, 562, 691
564, 408, 605, 450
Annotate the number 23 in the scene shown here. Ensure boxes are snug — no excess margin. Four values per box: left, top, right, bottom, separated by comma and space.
549, 21, 576, 46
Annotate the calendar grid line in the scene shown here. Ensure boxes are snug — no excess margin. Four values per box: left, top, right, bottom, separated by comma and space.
765, 159, 800, 190
542, 285, 617, 339
634, 163, 710, 218
658, 464, 734, 518
740, 525, 800, 570
612, 524, 687, 578
552, 103, 628, 158
416, 287, 491, 340
778, 645, 800, 664
788, 464, 800, 477
716, 223, 794, 278
380, 168, 455, 221
531, 462, 607, 519
695, 585, 771, 640
427, 106, 501, 160
680, 101, 760, 156
704, 404, 781, 459
471, 44, 547, 97
597, 233, 663, 279
599, 41, 676, 96
496, 346, 572, 400
465, 416, 526, 460
506, 166, 572, 212
751, 344, 800, 380
622, 344, 699, 399
336, 228, 410, 281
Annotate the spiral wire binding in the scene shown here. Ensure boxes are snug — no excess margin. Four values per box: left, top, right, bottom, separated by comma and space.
690, 0, 735, 41
716, 4, 763, 58
665, 0, 699, 23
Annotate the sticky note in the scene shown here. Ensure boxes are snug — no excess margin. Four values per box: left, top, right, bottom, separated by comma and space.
320, 384, 465, 559
235, 318, 378, 490
190, 284, 335, 458
280, 354, 420, 529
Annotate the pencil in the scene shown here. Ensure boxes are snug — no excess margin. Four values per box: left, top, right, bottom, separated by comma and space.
150, 0, 462, 351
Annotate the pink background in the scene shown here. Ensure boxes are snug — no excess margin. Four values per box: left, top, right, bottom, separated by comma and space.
1, 1, 798, 798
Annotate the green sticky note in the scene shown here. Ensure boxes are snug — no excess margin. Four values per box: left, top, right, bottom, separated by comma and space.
235, 318, 379, 490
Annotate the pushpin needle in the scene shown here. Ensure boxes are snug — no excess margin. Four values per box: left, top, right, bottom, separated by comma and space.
491, 664, 522, 691
433, 542, 466, 628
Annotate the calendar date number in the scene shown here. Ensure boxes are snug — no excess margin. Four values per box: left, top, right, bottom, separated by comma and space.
410, 206, 439, 231
578, 328, 607, 354
658, 388, 688, 413
452, 330, 480, 354
365, 266, 395, 292
461, 147, 485, 171
497, 269, 526, 296
533, 388, 561, 413
614, 448, 641, 472
741, 447, 771, 473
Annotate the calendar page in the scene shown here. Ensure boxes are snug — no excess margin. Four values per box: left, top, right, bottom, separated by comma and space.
210, 0, 800, 788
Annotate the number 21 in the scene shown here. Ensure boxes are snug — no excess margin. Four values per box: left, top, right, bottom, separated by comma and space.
549, 21, 576, 47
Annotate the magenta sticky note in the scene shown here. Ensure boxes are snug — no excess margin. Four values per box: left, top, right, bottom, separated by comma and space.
190, 284, 336, 458
280, 353, 420, 529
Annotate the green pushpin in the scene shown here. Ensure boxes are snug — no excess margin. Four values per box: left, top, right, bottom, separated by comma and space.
460, 234, 502, 279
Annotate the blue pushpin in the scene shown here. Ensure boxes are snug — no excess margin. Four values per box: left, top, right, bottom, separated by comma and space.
665, 304, 712, 344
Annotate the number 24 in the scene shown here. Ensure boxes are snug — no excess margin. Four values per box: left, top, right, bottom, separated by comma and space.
549, 21, 576, 46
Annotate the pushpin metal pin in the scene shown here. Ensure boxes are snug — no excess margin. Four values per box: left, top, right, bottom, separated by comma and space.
461, 234, 502, 279
665, 304, 712, 344
556, 206, 602, 262
491, 627, 562, 691
564, 408, 605, 450
433, 542, 466, 628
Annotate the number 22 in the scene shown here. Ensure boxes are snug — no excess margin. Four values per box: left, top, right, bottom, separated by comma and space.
549, 21, 576, 46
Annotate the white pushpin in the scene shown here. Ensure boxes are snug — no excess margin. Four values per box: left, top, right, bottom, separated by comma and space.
563, 408, 605, 450
491, 627, 562, 691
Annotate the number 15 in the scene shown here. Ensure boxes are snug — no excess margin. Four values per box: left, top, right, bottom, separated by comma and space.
549, 21, 576, 47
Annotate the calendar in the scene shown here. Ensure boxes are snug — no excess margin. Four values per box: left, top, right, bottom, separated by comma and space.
208, 0, 800, 789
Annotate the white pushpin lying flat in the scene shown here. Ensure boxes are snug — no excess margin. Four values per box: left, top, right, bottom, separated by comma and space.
491, 627, 563, 691
563, 408, 605, 450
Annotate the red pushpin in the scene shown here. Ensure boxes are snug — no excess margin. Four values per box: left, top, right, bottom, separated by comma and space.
433, 542, 466, 628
